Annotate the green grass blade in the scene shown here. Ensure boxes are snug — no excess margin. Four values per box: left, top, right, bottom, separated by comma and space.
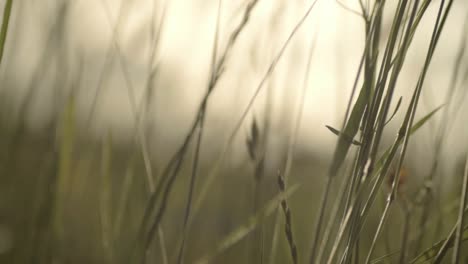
410, 104, 445, 134
410, 225, 468, 264
54, 97, 75, 245
325, 125, 362, 146
100, 134, 113, 262
384, 96, 403, 126
330, 84, 369, 176
374, 104, 445, 172
0, 0, 13, 65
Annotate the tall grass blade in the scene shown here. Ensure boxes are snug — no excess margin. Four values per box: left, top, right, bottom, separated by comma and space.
0, 0, 13, 65
54, 97, 76, 254
100, 134, 113, 263
410, 225, 468, 264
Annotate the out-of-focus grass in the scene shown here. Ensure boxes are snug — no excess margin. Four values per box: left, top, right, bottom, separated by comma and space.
0, 1, 468, 264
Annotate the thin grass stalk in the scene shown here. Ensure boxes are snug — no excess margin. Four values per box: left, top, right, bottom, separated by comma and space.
364, 200, 391, 264
341, 28, 381, 260
99, 1, 172, 261
53, 97, 75, 260
358, 1, 427, 185
252, 146, 266, 264
451, 153, 468, 264
255, 56, 276, 264
336, 0, 365, 19
354, 1, 420, 259
309, 176, 333, 263
316, 157, 356, 264
446, 13, 468, 132
141, 0, 169, 135
0, 0, 13, 66
362, 73, 427, 264
310, 3, 383, 263
278, 172, 297, 264
267, 24, 319, 264
342, 9, 385, 255
0, 0, 18, 102
268, 210, 281, 264
101, 0, 159, 193
338, 154, 365, 264
141, 0, 258, 226
29, 145, 59, 263
100, 136, 113, 263
98, 17, 167, 264
2, 2, 74, 172
397, 200, 412, 263
176, 1, 222, 263
177, 114, 205, 264
332, 102, 441, 261
86, 0, 131, 130
370, 250, 400, 264
365, 0, 410, 170
342, 0, 443, 258
311, 22, 368, 264
359, 0, 369, 17
140, 0, 169, 163
326, 160, 372, 264
138, 0, 169, 180
223, 0, 319, 154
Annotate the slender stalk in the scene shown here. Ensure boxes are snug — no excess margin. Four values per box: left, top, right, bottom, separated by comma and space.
176, 1, 222, 263
278, 172, 298, 264
316, 158, 355, 264
0, 0, 13, 66
364, 1, 453, 262
397, 200, 412, 263
414, 9, 468, 255
364, 201, 391, 264
451, 153, 468, 264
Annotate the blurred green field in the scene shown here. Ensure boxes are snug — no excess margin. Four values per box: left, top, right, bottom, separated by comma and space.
1, 1, 468, 264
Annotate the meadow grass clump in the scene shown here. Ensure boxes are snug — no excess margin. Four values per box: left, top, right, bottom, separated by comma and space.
1, 0, 468, 264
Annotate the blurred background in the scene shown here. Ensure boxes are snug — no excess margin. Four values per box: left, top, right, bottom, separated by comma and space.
0, 0, 467, 263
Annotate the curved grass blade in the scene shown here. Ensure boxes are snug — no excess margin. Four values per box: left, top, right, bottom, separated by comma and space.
329, 104, 446, 263
384, 96, 403, 126
325, 125, 362, 146
329, 84, 369, 176
54, 97, 76, 247
370, 250, 400, 264
374, 104, 445, 173
410, 104, 445, 134
410, 225, 468, 264
0, 0, 13, 65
